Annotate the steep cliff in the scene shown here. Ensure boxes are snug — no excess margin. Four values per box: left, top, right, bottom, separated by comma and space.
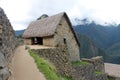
0, 7, 16, 80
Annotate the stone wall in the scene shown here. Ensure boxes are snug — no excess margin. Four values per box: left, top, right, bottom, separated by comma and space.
31, 46, 72, 77
24, 38, 32, 45
82, 56, 105, 72
43, 36, 55, 47
72, 63, 108, 80
95, 73, 108, 80
72, 63, 95, 80
0, 7, 16, 80
54, 16, 80, 61
108, 75, 120, 80
72, 56, 108, 80
31, 47, 108, 80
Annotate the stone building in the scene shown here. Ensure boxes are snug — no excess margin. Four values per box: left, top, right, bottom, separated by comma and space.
23, 12, 80, 61
0, 7, 16, 80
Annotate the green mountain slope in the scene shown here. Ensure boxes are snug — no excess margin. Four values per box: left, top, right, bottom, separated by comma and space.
106, 42, 120, 64
74, 20, 120, 64
107, 42, 120, 64
76, 33, 107, 61
74, 22, 116, 49
107, 42, 120, 56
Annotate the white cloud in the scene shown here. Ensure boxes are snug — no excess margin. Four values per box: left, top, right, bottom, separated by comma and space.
12, 24, 27, 30
76, 0, 120, 24
1, 0, 120, 30
0, 0, 32, 30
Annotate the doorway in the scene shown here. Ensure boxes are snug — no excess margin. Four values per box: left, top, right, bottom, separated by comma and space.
32, 37, 43, 45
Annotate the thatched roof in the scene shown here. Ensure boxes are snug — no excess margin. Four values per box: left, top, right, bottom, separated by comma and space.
23, 12, 64, 38
23, 12, 80, 46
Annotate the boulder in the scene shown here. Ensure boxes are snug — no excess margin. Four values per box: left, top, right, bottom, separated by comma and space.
0, 67, 10, 80
0, 53, 7, 68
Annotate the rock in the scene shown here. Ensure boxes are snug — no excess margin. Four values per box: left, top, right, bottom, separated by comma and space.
0, 53, 9, 80
0, 77, 2, 80
0, 7, 16, 61
0, 7, 16, 80
0, 67, 10, 80
0, 53, 7, 68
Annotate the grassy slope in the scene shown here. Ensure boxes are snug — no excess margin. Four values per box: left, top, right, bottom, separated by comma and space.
29, 50, 72, 80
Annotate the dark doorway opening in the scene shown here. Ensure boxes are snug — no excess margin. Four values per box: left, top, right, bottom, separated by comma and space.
31, 38, 35, 45
32, 37, 43, 45
36, 37, 43, 45
63, 38, 66, 44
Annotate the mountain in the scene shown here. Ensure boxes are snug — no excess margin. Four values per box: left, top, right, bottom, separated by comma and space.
106, 42, 120, 64
15, 29, 25, 36
107, 42, 120, 56
74, 20, 120, 64
74, 22, 120, 50
74, 22, 114, 49
76, 33, 107, 61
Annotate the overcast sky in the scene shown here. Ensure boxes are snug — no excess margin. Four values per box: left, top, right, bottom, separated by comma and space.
1, 0, 120, 30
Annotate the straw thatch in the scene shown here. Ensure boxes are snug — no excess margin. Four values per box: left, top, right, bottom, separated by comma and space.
23, 12, 80, 46
23, 12, 64, 38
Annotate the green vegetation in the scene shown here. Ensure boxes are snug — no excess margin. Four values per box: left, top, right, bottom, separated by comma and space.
29, 50, 72, 80
29, 50, 59, 80
107, 42, 120, 56
107, 77, 115, 80
76, 33, 107, 61
75, 22, 120, 64
95, 71, 103, 76
72, 61, 90, 66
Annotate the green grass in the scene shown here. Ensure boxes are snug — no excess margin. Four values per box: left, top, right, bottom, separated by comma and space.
108, 78, 115, 80
29, 50, 73, 80
107, 77, 115, 80
72, 61, 90, 66
95, 71, 103, 76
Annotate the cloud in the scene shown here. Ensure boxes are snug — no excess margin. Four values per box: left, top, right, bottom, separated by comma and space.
1, 0, 120, 30
28, 0, 76, 18
76, 0, 120, 24
28, 0, 120, 25
0, 0, 33, 30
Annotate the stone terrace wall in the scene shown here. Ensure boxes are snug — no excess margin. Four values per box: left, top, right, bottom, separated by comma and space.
91, 57, 105, 72
72, 56, 108, 80
82, 56, 105, 72
0, 7, 16, 80
31, 46, 73, 77
72, 63, 95, 80
31, 48, 108, 80
95, 73, 108, 80
108, 75, 120, 80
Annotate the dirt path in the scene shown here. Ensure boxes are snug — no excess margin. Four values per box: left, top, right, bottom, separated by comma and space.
105, 63, 120, 77
9, 45, 46, 80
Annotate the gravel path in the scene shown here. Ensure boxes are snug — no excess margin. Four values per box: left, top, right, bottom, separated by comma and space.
105, 63, 120, 77
9, 45, 46, 80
